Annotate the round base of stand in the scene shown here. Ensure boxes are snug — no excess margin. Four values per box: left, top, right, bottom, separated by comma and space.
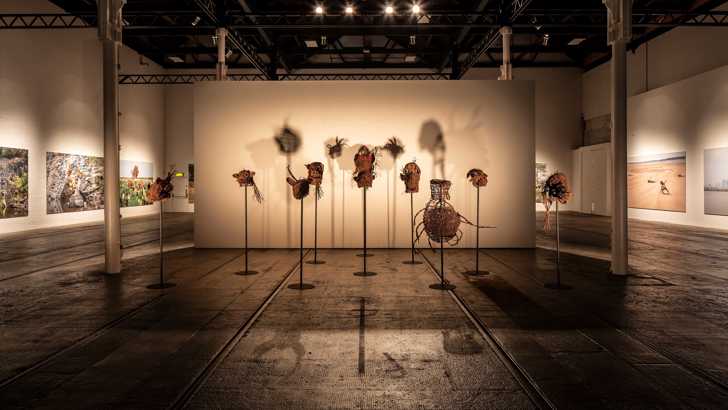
429, 283, 456, 291
235, 270, 259, 276
464, 270, 490, 276
544, 282, 573, 290
306, 260, 326, 265
288, 283, 315, 290
356, 253, 374, 257
147, 282, 176, 290
403, 260, 423, 265
353, 271, 377, 277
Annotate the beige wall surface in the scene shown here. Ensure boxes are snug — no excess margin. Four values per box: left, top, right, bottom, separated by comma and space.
194, 80, 535, 249
628, 64, 728, 228
0, 23, 166, 233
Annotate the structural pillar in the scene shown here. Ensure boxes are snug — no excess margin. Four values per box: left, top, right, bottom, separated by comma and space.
98, 0, 123, 275
604, 0, 631, 275
498, 26, 513, 80
216, 27, 227, 81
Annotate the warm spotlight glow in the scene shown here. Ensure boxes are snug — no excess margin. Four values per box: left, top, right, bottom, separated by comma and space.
345, 5, 354, 14
385, 5, 395, 14
412, 4, 421, 14
315, 5, 324, 14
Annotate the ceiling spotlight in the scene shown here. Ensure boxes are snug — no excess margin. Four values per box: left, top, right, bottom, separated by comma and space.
412, 4, 421, 14
315, 5, 324, 15
409, 35, 416, 46
385, 5, 395, 15
225, 49, 233, 58
542, 33, 550, 47
345, 5, 354, 15
212, 34, 218, 45
321, 35, 327, 46
191, 16, 201, 26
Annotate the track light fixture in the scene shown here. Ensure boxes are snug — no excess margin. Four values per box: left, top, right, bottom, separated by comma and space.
412, 4, 421, 14
191, 16, 201, 26
315, 5, 324, 15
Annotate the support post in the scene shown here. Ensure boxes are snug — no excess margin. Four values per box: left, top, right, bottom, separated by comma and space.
355, 187, 376, 276
498, 26, 513, 80
403, 192, 422, 265
99, 0, 123, 275
235, 185, 258, 275
604, 0, 631, 275
216, 27, 227, 81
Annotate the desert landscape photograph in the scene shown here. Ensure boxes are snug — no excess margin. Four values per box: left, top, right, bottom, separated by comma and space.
628, 152, 686, 212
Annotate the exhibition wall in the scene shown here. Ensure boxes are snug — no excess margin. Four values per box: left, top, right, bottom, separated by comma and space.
627, 64, 728, 228
193, 80, 535, 249
0, 0, 166, 233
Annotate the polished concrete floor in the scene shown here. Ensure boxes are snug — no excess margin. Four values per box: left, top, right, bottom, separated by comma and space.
0, 212, 727, 409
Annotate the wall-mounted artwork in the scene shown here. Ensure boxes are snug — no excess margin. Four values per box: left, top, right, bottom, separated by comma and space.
120, 160, 153, 207
628, 152, 686, 212
535, 162, 548, 204
46, 152, 104, 214
704, 147, 728, 216
0, 147, 29, 219
188, 163, 195, 204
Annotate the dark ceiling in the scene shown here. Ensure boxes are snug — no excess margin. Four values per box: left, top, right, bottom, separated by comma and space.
42, 0, 728, 78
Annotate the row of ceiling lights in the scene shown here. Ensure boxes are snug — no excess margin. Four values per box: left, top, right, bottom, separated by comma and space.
314, 3, 423, 15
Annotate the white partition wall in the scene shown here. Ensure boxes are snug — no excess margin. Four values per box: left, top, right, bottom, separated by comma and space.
194, 80, 535, 249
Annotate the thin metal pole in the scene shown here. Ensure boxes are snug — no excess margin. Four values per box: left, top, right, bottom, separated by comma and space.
363, 187, 367, 274
300, 197, 304, 289
314, 189, 318, 263
410, 192, 415, 263
556, 201, 560, 286
244, 185, 248, 273
440, 196, 444, 286
159, 201, 164, 286
475, 186, 480, 273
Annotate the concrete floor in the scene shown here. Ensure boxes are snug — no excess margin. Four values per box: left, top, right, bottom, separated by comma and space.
0, 212, 727, 409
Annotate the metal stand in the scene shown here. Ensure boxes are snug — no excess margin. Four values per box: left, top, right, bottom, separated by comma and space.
430, 197, 455, 291
306, 187, 326, 265
545, 202, 572, 290
289, 197, 314, 290
465, 186, 489, 276
236, 185, 258, 275
403, 192, 422, 265
147, 201, 175, 289
355, 187, 376, 276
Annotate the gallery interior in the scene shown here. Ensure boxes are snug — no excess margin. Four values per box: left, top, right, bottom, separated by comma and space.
2, 0, 728, 408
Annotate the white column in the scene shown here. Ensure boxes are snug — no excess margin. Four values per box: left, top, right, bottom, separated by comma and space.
98, 0, 124, 274
604, 0, 631, 275
216, 27, 227, 81
498, 26, 513, 80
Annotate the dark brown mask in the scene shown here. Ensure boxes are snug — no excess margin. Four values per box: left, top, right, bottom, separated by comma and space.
287, 166, 310, 200
466, 169, 489, 188
429, 179, 452, 202
305, 162, 324, 186
233, 170, 256, 187
400, 162, 421, 193
354, 146, 376, 188
327, 137, 347, 159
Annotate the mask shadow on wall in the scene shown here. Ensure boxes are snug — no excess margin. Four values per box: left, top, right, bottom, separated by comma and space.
419, 120, 447, 180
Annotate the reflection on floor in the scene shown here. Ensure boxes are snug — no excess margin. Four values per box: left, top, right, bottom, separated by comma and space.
0, 212, 727, 408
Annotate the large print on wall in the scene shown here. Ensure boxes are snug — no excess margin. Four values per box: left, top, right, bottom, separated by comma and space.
627, 152, 686, 212
46, 152, 104, 214
0, 147, 29, 219
704, 147, 728, 216
120, 160, 153, 207
535, 162, 548, 204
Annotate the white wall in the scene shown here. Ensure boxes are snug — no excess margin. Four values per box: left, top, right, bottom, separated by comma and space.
194, 80, 535, 249
583, 21, 728, 119
628, 64, 728, 228
466, 68, 583, 211
0, 0, 166, 233
164, 86, 195, 213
